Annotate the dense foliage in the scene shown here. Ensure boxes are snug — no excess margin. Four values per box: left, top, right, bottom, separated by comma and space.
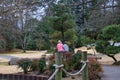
96, 25, 120, 62
88, 59, 103, 80
48, 51, 102, 79
17, 58, 46, 74
0, 0, 120, 52
17, 58, 32, 74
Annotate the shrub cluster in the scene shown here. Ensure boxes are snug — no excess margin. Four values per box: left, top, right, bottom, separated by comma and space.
17, 51, 103, 80
88, 57, 103, 80
48, 51, 103, 80
17, 58, 46, 74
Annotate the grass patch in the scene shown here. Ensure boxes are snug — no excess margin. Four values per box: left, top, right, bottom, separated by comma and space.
0, 49, 22, 54
0, 62, 8, 66
46, 49, 55, 54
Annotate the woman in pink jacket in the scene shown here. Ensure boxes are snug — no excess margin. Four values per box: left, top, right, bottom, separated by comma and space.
56, 40, 64, 53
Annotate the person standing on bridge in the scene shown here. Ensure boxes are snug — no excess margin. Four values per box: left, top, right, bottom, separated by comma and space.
63, 41, 69, 52
56, 40, 64, 53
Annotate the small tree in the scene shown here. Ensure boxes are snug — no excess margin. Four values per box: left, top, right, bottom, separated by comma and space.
95, 25, 120, 62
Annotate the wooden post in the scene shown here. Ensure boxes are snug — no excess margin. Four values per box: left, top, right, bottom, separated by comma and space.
55, 52, 62, 80
82, 51, 89, 80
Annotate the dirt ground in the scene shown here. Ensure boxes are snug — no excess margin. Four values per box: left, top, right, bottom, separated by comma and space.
0, 50, 49, 74
0, 48, 120, 75
0, 65, 22, 74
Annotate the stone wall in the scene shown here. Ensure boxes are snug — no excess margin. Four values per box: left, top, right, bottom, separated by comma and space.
0, 73, 54, 80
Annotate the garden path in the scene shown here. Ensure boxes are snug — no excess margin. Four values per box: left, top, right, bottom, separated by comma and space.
101, 65, 120, 80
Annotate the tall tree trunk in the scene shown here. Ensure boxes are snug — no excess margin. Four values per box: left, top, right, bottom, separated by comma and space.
61, 21, 64, 41
23, 43, 26, 53
61, 30, 64, 41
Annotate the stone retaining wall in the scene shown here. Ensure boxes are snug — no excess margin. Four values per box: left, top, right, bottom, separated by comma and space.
0, 73, 54, 80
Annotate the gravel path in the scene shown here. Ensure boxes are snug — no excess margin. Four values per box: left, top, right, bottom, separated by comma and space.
101, 65, 120, 80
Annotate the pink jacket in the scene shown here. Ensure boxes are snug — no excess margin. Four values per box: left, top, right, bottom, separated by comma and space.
57, 43, 64, 52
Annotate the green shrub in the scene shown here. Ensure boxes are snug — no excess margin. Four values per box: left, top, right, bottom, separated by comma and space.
88, 60, 103, 80
76, 36, 82, 48
17, 58, 32, 74
63, 52, 102, 79
27, 41, 37, 50
72, 50, 82, 63
48, 61, 55, 75
0, 39, 6, 51
48, 51, 82, 77
47, 49, 55, 54
40, 42, 50, 50
30, 59, 39, 71
67, 50, 82, 70
38, 58, 46, 74
80, 36, 95, 46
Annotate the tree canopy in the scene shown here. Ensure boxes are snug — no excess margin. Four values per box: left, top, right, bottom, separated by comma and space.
0, 0, 120, 52
48, 2, 76, 41
95, 25, 120, 62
